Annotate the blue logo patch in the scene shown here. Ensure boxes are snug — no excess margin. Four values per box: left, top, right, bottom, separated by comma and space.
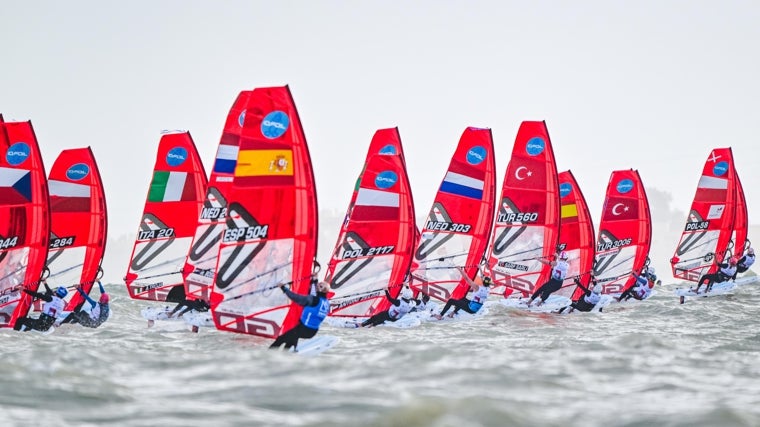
466, 146, 487, 165
6, 142, 30, 166
166, 147, 188, 167
261, 111, 290, 139
238, 110, 246, 128
379, 144, 397, 155
713, 161, 729, 176
66, 163, 90, 181
375, 171, 398, 189
525, 137, 546, 156
616, 179, 634, 194
559, 182, 572, 198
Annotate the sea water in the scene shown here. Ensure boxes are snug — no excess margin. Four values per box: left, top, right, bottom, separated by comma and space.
2, 282, 760, 427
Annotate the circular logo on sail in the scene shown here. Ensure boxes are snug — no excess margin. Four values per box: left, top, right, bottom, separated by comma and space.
379, 144, 397, 155
6, 142, 30, 166
238, 110, 246, 128
375, 170, 398, 189
559, 182, 572, 198
713, 161, 729, 176
466, 146, 487, 165
166, 147, 188, 167
616, 179, 634, 194
261, 111, 290, 139
66, 163, 90, 181
525, 137, 545, 156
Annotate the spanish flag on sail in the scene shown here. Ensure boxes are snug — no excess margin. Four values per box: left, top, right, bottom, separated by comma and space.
234, 149, 295, 186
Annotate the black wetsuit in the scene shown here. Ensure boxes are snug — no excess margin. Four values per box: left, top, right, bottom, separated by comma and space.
696, 262, 733, 292
733, 255, 755, 279
270, 288, 328, 350
409, 294, 431, 313
559, 279, 598, 313
60, 285, 110, 328
442, 298, 476, 316
361, 290, 403, 327
530, 278, 563, 303
170, 298, 210, 317
13, 284, 57, 332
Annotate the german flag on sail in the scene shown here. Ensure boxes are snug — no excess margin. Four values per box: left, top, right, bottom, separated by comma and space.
234, 149, 295, 186
148, 171, 196, 202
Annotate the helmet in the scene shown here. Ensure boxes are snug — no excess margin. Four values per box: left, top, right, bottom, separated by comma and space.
748, 247, 755, 256
317, 281, 331, 293
558, 251, 568, 260
400, 287, 413, 299
647, 266, 656, 275
729, 256, 739, 265
99, 293, 110, 304
55, 287, 68, 298
482, 275, 493, 286
592, 284, 602, 294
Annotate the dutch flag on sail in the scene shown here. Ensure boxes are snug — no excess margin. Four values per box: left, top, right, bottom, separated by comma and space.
439, 171, 484, 200
213, 144, 239, 174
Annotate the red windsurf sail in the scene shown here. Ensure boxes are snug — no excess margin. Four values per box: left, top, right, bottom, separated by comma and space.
183, 91, 251, 301
556, 170, 595, 300
45, 147, 107, 311
486, 121, 560, 298
594, 170, 652, 295
124, 131, 208, 301
671, 148, 736, 282
0, 120, 50, 328
732, 168, 748, 257
209, 86, 319, 338
325, 129, 416, 318
409, 127, 496, 302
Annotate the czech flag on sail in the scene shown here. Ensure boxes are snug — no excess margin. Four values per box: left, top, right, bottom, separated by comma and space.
439, 162, 485, 200
0, 167, 32, 204
48, 179, 91, 212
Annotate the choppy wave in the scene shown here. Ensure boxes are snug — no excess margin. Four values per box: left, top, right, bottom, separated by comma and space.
2, 282, 760, 427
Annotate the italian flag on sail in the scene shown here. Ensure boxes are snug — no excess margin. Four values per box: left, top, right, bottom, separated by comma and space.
148, 171, 195, 202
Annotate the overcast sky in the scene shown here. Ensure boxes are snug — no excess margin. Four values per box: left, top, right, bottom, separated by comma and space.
2, 1, 759, 275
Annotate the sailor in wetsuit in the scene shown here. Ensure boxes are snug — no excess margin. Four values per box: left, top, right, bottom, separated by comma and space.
410, 293, 431, 313
433, 266, 491, 319
359, 286, 416, 327
618, 267, 657, 301
558, 275, 602, 314
526, 251, 570, 307
59, 282, 110, 328
270, 277, 330, 350
733, 247, 756, 280
13, 281, 67, 332
169, 298, 210, 318
695, 256, 738, 294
